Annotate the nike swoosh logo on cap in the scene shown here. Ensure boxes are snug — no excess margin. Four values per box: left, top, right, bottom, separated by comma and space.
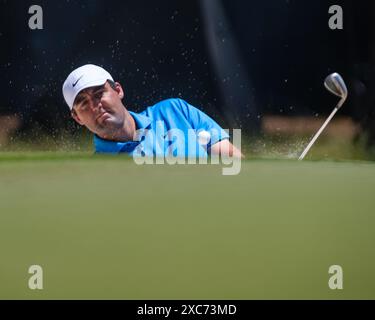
72, 75, 84, 87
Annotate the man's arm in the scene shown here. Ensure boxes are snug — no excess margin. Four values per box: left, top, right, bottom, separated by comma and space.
209, 139, 244, 158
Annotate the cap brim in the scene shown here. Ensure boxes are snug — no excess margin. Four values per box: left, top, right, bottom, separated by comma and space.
70, 78, 109, 109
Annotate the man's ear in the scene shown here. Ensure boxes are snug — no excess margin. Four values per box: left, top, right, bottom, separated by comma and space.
114, 82, 124, 99
71, 110, 84, 126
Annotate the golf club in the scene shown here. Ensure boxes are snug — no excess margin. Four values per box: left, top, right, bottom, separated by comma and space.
298, 72, 348, 160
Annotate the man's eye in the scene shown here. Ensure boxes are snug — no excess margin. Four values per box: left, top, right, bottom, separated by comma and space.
79, 102, 88, 110
95, 91, 104, 99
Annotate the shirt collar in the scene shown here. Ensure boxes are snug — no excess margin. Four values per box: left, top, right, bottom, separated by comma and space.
129, 111, 152, 130
94, 111, 152, 153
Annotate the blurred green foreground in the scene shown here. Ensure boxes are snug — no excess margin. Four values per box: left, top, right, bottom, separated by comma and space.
0, 154, 374, 299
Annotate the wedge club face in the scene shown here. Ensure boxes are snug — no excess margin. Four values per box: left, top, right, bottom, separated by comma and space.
324, 73, 348, 108
298, 73, 348, 160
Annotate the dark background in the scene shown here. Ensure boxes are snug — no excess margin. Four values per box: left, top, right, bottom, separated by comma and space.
1, 0, 374, 144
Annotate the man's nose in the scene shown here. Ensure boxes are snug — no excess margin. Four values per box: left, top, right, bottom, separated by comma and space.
89, 99, 103, 112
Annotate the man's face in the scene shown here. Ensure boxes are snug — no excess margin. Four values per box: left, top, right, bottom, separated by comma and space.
71, 81, 126, 138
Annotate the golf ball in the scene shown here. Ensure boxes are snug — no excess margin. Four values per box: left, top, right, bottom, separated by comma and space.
198, 130, 211, 145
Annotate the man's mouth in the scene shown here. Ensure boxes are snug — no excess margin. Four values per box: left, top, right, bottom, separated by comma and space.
96, 112, 111, 123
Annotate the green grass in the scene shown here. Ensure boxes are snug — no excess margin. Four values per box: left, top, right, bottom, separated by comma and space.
0, 154, 375, 299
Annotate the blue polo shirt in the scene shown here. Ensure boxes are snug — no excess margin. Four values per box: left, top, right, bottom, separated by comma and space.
94, 98, 229, 157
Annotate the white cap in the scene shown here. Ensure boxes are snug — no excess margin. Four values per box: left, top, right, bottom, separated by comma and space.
62, 64, 114, 110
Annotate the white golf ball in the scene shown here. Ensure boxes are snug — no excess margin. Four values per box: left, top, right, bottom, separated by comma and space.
198, 130, 211, 145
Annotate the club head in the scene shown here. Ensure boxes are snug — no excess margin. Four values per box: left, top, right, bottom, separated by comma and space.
324, 73, 348, 108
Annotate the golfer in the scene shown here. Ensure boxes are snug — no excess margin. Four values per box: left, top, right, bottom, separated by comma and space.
63, 64, 242, 158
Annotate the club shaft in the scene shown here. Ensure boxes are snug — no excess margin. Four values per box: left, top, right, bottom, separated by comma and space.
298, 106, 339, 160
